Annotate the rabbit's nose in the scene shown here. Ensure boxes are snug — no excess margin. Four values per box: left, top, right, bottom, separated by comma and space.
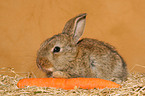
36, 57, 54, 73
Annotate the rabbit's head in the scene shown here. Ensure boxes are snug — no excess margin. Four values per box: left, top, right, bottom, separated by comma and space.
36, 13, 87, 77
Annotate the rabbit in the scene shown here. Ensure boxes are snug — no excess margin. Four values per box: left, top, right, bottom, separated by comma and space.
36, 13, 128, 83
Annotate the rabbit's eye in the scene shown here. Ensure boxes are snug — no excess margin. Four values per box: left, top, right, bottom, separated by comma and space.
53, 46, 61, 53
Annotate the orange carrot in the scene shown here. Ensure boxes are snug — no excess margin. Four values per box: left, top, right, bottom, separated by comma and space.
17, 78, 121, 90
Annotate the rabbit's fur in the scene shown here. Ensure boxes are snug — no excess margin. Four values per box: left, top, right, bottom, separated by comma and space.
36, 13, 128, 83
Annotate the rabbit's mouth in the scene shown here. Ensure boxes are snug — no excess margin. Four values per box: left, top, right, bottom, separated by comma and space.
36, 57, 54, 76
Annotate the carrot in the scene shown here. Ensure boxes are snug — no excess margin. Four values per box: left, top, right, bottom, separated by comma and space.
17, 78, 121, 90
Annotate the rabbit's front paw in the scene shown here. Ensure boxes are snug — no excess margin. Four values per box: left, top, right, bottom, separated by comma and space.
52, 71, 70, 78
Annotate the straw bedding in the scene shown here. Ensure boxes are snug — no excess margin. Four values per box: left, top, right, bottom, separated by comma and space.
0, 67, 144, 96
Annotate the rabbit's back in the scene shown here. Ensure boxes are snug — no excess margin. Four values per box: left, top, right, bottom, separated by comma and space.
78, 38, 116, 52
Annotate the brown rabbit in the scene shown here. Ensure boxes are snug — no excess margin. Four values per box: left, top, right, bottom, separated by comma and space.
36, 13, 128, 83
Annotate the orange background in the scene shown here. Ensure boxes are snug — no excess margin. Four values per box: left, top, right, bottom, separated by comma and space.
0, 0, 145, 77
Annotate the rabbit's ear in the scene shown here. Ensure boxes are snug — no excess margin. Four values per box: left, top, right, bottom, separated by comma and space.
62, 13, 86, 43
